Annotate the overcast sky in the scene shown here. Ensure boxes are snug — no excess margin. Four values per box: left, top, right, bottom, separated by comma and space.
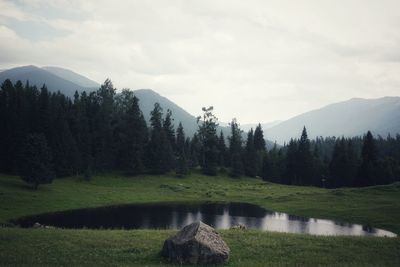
1, 0, 399, 123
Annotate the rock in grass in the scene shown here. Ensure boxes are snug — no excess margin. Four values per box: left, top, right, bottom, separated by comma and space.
230, 223, 247, 230
161, 221, 230, 264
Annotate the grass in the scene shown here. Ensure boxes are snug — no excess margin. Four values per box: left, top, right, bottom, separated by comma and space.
0, 172, 399, 266
1, 228, 399, 267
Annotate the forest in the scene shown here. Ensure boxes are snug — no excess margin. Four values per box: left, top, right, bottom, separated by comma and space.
1, 79, 399, 189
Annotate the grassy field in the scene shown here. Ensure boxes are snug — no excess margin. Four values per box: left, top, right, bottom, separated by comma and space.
0, 172, 399, 266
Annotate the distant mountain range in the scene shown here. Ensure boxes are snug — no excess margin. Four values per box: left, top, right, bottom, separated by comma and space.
241, 121, 282, 132
264, 97, 400, 144
0, 65, 99, 97
1, 65, 399, 145
132, 89, 200, 137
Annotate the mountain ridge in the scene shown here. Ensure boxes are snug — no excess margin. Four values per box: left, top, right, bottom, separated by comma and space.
1, 65, 399, 146
265, 96, 400, 144
0, 65, 98, 97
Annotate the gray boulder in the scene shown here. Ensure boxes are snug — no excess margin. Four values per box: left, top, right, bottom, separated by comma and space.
161, 221, 230, 264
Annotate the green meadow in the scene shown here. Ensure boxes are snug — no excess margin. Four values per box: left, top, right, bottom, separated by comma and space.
1, 173, 399, 266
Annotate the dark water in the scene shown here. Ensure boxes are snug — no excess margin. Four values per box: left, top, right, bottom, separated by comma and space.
14, 202, 396, 237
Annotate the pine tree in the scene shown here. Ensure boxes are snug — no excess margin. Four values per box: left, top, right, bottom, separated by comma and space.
147, 103, 174, 173
163, 109, 176, 170
190, 133, 201, 168
163, 109, 176, 151
0, 79, 15, 172
175, 123, 189, 176
228, 118, 243, 177
197, 107, 219, 175
114, 90, 148, 174
262, 144, 284, 183
254, 123, 266, 152
217, 131, 227, 168
244, 129, 258, 177
19, 133, 54, 189
284, 139, 298, 184
93, 79, 116, 170
356, 131, 379, 186
297, 126, 313, 185
329, 138, 347, 187
253, 123, 267, 176
48, 93, 79, 176
71, 91, 92, 174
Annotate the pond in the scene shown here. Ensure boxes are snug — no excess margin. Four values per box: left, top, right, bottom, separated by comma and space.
13, 202, 396, 237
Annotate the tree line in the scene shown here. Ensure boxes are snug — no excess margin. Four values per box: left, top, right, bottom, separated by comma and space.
262, 128, 400, 187
1, 79, 399, 189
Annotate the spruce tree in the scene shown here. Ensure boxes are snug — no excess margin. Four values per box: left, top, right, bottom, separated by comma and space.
254, 123, 267, 176
175, 123, 189, 176
163, 109, 176, 151
356, 131, 379, 186
147, 103, 174, 173
228, 118, 243, 177
297, 126, 313, 185
254, 123, 266, 152
217, 131, 227, 168
115, 90, 148, 174
19, 133, 54, 189
93, 79, 116, 170
0, 80, 14, 172
163, 109, 176, 170
197, 107, 219, 175
244, 129, 258, 177
284, 139, 298, 184
190, 133, 201, 168
329, 138, 347, 187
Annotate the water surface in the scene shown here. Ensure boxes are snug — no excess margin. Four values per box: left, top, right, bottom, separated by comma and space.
14, 202, 396, 237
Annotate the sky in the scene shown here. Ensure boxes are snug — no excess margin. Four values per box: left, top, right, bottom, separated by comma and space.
1, 0, 400, 123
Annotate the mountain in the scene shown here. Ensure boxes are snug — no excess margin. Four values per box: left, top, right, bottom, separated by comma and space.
42, 66, 100, 88
133, 89, 200, 137
133, 89, 277, 148
241, 120, 282, 132
0, 65, 98, 97
266, 97, 400, 144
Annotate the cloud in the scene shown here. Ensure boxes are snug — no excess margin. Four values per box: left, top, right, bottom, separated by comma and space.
0, 0, 400, 123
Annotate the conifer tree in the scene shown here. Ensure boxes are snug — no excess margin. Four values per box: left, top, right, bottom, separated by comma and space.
244, 129, 258, 177
175, 122, 189, 176
163, 109, 176, 151
163, 109, 176, 170
217, 131, 227, 168
254, 123, 266, 152
254, 123, 267, 176
329, 138, 347, 187
115, 90, 148, 174
284, 139, 298, 184
197, 107, 219, 175
93, 79, 116, 170
19, 133, 54, 189
356, 131, 379, 186
147, 103, 174, 173
229, 118, 243, 177
0, 79, 15, 172
190, 133, 201, 168
297, 126, 313, 185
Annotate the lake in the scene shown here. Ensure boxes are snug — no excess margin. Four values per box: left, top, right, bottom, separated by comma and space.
14, 202, 396, 237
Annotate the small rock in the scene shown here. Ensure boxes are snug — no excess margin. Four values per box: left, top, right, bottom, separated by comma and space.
32, 222, 55, 229
161, 221, 230, 264
33, 222, 42, 228
230, 223, 247, 230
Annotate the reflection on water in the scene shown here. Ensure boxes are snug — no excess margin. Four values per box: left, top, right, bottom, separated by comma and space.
14, 202, 396, 237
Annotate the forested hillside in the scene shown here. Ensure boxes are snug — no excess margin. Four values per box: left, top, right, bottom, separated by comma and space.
1, 79, 399, 188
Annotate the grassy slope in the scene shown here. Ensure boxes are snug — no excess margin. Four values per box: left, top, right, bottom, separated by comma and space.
1, 228, 399, 267
0, 173, 399, 266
